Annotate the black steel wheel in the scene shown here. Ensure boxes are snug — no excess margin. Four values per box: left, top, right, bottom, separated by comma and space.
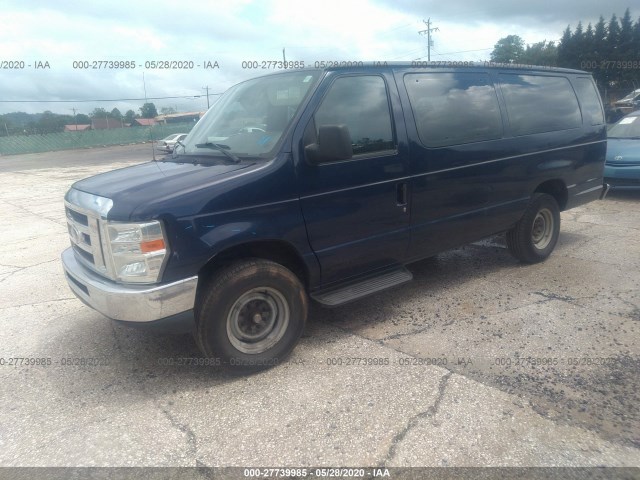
195, 259, 307, 373
506, 193, 561, 263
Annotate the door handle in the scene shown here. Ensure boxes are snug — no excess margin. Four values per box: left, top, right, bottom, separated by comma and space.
396, 182, 408, 207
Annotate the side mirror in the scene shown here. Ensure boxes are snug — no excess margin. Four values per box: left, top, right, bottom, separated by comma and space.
305, 124, 353, 164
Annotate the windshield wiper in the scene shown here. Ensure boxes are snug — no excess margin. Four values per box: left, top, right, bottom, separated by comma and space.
195, 142, 241, 163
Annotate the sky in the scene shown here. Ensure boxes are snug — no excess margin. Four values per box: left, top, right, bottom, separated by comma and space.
0, 0, 637, 116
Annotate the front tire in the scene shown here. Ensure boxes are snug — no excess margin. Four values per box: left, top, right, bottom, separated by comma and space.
195, 259, 307, 373
506, 193, 560, 263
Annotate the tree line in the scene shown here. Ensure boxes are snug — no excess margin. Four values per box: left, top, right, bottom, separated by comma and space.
0, 102, 167, 136
491, 8, 640, 94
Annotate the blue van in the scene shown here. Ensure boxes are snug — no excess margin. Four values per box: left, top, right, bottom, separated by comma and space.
62, 63, 607, 371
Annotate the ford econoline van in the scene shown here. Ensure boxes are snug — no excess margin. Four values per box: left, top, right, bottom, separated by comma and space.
62, 63, 607, 371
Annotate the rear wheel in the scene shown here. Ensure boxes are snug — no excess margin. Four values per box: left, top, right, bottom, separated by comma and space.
195, 259, 307, 373
506, 193, 560, 263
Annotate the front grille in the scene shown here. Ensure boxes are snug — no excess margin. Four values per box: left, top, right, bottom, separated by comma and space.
65, 203, 108, 276
72, 244, 94, 263
66, 208, 88, 226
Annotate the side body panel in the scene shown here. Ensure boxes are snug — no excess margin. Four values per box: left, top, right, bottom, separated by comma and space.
390, 67, 606, 261
292, 71, 412, 287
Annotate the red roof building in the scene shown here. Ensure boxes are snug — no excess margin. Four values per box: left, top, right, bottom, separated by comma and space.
130, 118, 157, 126
64, 124, 91, 132
91, 118, 124, 130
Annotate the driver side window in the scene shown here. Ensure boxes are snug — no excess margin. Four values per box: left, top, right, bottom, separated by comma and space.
314, 75, 395, 155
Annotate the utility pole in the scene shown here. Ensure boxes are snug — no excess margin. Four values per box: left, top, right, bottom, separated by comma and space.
202, 86, 210, 109
143, 72, 156, 161
418, 18, 439, 61
282, 48, 286, 63
71, 107, 77, 131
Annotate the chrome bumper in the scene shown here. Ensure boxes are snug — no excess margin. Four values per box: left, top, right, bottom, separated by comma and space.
62, 247, 198, 322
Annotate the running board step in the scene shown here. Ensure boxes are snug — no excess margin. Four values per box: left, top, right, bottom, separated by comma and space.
311, 267, 413, 307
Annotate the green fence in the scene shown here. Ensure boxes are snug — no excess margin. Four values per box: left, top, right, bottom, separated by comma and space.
0, 122, 196, 155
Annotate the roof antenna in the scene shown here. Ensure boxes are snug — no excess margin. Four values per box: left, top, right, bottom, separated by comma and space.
143, 72, 156, 161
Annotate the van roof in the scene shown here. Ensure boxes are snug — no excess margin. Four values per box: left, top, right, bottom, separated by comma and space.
318, 61, 587, 75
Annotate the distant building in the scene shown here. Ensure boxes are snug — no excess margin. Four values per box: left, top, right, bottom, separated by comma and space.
155, 112, 203, 124
64, 124, 91, 132
130, 118, 157, 127
91, 118, 124, 130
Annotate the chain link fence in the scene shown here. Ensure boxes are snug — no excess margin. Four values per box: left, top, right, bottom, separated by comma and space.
0, 122, 196, 155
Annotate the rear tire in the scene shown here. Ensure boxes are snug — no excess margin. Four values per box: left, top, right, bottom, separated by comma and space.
506, 193, 560, 263
195, 259, 307, 374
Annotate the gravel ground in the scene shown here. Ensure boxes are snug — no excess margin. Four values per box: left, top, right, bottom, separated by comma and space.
0, 145, 638, 475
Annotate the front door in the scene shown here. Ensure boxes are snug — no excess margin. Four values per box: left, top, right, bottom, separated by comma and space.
296, 73, 410, 286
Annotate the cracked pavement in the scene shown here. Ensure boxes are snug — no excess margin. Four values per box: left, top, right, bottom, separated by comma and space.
0, 145, 639, 468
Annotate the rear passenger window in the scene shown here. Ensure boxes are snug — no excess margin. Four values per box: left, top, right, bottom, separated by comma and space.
499, 74, 581, 135
314, 75, 395, 155
403, 72, 503, 148
573, 77, 605, 125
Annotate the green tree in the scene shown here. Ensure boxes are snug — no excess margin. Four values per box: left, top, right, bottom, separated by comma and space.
490, 35, 525, 63
573, 21, 585, 66
592, 16, 609, 85
36, 111, 73, 134
139, 102, 158, 119
124, 110, 137, 123
0, 116, 14, 136
634, 16, 640, 67
160, 107, 177, 114
520, 40, 558, 67
608, 14, 621, 59
619, 8, 634, 47
604, 14, 622, 88
618, 8, 635, 83
593, 15, 607, 53
557, 26, 573, 68
584, 23, 595, 62
75, 113, 90, 124
90, 107, 107, 119
110, 107, 122, 120
556, 9, 640, 102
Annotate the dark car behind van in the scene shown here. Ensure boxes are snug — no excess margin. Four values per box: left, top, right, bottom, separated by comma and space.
62, 63, 607, 372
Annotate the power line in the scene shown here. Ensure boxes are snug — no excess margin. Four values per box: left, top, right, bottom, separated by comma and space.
412, 47, 494, 61
0, 94, 223, 103
393, 47, 429, 60
433, 47, 493, 55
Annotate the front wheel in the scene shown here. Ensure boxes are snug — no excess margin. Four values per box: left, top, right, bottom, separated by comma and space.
195, 259, 307, 373
506, 193, 561, 263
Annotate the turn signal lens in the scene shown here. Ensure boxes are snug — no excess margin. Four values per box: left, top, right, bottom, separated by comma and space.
140, 238, 166, 253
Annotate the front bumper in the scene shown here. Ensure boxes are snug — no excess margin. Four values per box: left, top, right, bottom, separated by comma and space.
604, 164, 640, 189
62, 247, 198, 322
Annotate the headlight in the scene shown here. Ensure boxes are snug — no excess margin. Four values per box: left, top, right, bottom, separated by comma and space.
106, 220, 168, 283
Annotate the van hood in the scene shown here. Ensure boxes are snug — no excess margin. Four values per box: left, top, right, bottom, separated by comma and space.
606, 138, 640, 166
71, 159, 253, 220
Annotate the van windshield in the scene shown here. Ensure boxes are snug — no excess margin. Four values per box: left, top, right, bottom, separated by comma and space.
178, 71, 321, 159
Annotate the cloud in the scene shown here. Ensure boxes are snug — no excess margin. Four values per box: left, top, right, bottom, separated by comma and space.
0, 0, 637, 114
379, 0, 638, 27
